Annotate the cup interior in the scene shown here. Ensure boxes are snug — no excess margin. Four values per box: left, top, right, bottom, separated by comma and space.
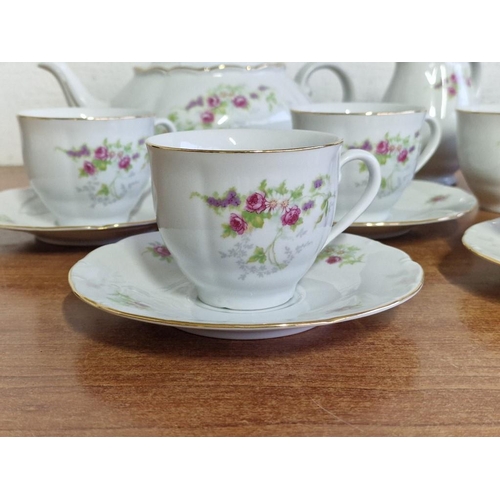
17, 107, 153, 120
291, 102, 426, 116
146, 128, 341, 152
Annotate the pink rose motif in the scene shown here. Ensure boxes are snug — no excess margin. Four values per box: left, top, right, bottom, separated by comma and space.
448, 87, 457, 96
397, 149, 408, 163
232, 95, 248, 108
94, 146, 108, 160
119, 156, 131, 169
376, 140, 390, 155
207, 95, 221, 107
83, 161, 96, 175
201, 111, 215, 124
229, 213, 248, 235
245, 192, 267, 213
327, 256, 342, 264
281, 205, 301, 226
154, 245, 171, 258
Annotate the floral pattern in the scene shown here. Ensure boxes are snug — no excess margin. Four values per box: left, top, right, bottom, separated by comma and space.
108, 291, 152, 310
58, 138, 148, 207
167, 84, 279, 130
191, 177, 334, 275
316, 244, 364, 267
427, 194, 450, 204
346, 132, 419, 196
143, 241, 174, 263
433, 72, 472, 97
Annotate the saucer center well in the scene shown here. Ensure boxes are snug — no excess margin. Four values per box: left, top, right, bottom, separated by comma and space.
194, 285, 307, 314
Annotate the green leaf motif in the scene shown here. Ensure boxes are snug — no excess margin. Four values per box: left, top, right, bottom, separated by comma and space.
97, 184, 110, 196
247, 246, 267, 264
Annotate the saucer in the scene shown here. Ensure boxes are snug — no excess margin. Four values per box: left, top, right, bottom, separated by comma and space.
68, 231, 424, 340
0, 187, 157, 246
462, 217, 500, 265
344, 180, 478, 239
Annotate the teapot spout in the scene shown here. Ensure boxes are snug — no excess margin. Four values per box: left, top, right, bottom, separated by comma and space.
38, 62, 107, 108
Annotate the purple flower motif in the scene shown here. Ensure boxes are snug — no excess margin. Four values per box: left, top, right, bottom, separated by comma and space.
229, 213, 247, 235
448, 87, 457, 96
138, 138, 145, 145
94, 146, 108, 160
409, 146, 415, 153
450, 73, 458, 83
83, 161, 96, 175
226, 190, 241, 206
232, 95, 248, 108
132, 153, 140, 160
250, 92, 259, 99
207, 197, 221, 207
201, 111, 215, 124
81, 145, 90, 156
360, 140, 373, 151
186, 96, 204, 111
281, 205, 301, 226
258, 85, 268, 91
119, 156, 131, 169
302, 200, 314, 211
313, 178, 323, 189
207, 95, 221, 107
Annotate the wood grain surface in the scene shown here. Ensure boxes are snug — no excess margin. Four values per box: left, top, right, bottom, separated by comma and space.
1, 166, 500, 437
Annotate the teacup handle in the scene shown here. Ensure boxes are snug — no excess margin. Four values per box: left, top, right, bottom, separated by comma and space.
295, 62, 355, 101
154, 117, 177, 134
323, 149, 381, 248
415, 115, 442, 173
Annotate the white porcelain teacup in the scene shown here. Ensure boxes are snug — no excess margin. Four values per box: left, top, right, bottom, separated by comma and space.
291, 102, 441, 222
147, 128, 381, 310
457, 104, 500, 212
18, 108, 175, 226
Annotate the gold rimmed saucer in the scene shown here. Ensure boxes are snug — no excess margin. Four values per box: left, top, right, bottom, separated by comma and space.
68, 231, 424, 340
343, 180, 478, 239
0, 187, 156, 246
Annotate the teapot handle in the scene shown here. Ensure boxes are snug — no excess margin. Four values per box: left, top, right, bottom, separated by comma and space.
295, 62, 355, 101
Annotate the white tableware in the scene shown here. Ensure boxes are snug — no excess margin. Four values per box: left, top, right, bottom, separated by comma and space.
457, 104, 500, 213
291, 102, 441, 222
462, 218, 500, 265
39, 62, 355, 131
383, 62, 481, 185
18, 107, 173, 226
344, 180, 478, 239
68, 231, 424, 340
147, 128, 381, 310
0, 187, 156, 246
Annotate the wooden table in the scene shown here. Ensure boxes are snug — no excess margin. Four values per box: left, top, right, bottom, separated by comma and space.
1, 166, 500, 437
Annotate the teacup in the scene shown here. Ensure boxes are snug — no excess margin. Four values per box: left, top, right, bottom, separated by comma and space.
17, 108, 175, 226
456, 104, 500, 212
291, 102, 442, 222
146, 128, 381, 310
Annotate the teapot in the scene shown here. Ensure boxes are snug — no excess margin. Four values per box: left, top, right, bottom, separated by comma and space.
382, 62, 481, 184
39, 62, 355, 131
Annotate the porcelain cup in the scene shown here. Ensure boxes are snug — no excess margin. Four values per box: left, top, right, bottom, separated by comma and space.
146, 128, 381, 310
456, 104, 500, 212
291, 102, 442, 222
18, 108, 175, 226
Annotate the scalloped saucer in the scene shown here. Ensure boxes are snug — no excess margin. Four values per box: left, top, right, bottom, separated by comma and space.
0, 187, 156, 246
462, 217, 500, 265
342, 180, 478, 239
68, 231, 424, 340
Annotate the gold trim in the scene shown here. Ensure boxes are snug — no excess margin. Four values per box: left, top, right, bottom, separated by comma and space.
134, 63, 286, 74
17, 109, 154, 121
67, 269, 423, 332
146, 131, 342, 154
462, 224, 500, 266
456, 106, 500, 115
290, 105, 426, 116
